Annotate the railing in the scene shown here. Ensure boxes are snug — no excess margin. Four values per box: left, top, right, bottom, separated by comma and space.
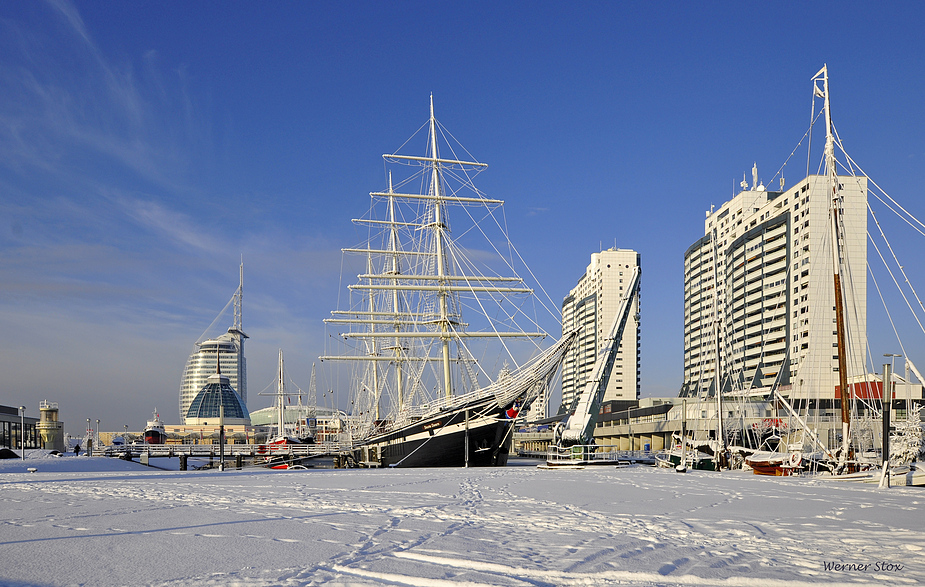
101, 442, 348, 459
545, 444, 655, 467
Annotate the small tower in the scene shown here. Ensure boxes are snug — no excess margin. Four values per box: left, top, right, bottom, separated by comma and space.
37, 400, 65, 451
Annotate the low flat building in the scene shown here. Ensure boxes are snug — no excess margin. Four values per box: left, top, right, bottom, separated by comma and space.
0, 404, 38, 452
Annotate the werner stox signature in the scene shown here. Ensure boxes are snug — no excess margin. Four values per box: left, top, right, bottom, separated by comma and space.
823, 561, 904, 572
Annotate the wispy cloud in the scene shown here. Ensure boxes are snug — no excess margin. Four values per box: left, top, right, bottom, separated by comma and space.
0, 1, 208, 198
46, 0, 93, 52
46, 0, 147, 129
114, 195, 225, 254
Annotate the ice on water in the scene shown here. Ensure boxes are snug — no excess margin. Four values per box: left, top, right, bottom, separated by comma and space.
1, 452, 922, 586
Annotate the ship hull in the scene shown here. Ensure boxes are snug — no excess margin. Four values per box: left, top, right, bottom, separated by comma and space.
354, 396, 517, 468
143, 430, 165, 444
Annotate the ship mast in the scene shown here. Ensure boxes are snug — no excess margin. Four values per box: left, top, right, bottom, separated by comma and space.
815, 64, 852, 469
322, 97, 548, 423
428, 95, 454, 399
387, 173, 405, 412
365, 250, 380, 419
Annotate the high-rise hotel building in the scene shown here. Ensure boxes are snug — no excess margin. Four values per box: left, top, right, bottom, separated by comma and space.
179, 332, 248, 423
179, 264, 249, 423
560, 248, 641, 413
682, 167, 866, 401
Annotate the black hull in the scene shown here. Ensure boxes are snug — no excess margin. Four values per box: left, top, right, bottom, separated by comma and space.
354, 397, 518, 468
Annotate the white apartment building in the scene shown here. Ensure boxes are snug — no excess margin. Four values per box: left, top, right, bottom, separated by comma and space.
560, 248, 641, 413
682, 167, 867, 401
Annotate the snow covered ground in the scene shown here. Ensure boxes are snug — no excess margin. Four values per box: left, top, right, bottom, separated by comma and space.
1, 452, 923, 586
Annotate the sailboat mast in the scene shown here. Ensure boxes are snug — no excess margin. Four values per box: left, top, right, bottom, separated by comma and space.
277, 349, 285, 437
818, 65, 852, 464
429, 95, 453, 399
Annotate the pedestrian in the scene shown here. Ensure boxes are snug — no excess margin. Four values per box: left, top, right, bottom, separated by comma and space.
74, 443, 81, 456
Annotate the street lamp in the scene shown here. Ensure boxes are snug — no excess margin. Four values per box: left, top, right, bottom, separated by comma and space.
217, 349, 225, 471
96, 419, 100, 447
87, 418, 91, 456
19, 406, 26, 461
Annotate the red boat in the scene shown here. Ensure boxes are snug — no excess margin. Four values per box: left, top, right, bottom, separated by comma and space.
143, 410, 166, 444
745, 451, 803, 476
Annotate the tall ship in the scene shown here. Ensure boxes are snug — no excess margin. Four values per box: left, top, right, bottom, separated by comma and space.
179, 262, 249, 423
322, 97, 576, 467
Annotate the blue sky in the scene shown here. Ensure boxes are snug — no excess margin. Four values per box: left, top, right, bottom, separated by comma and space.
2, 1, 925, 432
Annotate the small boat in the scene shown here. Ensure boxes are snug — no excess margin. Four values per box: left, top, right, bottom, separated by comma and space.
143, 410, 166, 444
266, 434, 313, 446
745, 451, 799, 476
870, 465, 925, 487
656, 446, 717, 471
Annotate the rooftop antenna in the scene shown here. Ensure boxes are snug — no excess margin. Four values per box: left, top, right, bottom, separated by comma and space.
229, 257, 249, 342
213, 347, 223, 376
233, 256, 243, 332
740, 173, 748, 191
751, 162, 758, 191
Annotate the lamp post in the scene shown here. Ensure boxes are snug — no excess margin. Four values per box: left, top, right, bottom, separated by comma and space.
19, 406, 26, 461
885, 353, 901, 370
218, 348, 225, 471
219, 405, 225, 471
87, 418, 91, 456
96, 419, 100, 447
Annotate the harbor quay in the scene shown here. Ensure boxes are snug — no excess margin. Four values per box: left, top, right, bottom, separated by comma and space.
515, 397, 863, 457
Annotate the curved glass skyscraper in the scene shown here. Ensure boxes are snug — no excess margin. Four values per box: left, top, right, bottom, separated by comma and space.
179, 263, 249, 423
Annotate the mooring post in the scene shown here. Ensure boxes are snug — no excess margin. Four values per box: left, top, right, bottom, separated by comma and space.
880, 361, 892, 489
464, 409, 469, 468
179, 454, 187, 471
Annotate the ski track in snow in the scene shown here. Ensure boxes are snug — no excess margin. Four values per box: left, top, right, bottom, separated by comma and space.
1, 456, 923, 586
